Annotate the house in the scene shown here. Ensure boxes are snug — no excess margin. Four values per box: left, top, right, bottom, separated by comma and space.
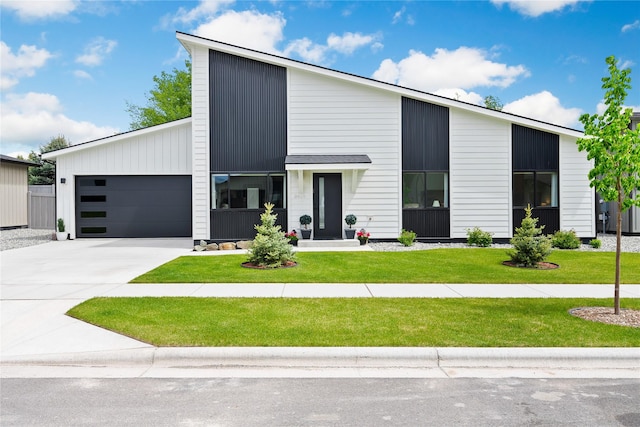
0, 155, 38, 229
42, 31, 596, 242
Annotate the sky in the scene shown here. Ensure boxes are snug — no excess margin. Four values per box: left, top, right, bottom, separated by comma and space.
1, 0, 639, 158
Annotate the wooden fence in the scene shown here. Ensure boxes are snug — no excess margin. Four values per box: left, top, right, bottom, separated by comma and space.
28, 185, 55, 230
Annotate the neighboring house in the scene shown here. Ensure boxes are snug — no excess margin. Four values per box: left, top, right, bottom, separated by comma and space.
43, 31, 596, 242
0, 155, 38, 229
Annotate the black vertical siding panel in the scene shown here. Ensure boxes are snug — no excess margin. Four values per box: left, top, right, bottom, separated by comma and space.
210, 209, 287, 240
513, 208, 560, 234
512, 125, 559, 170
402, 98, 449, 170
402, 209, 450, 238
210, 50, 287, 172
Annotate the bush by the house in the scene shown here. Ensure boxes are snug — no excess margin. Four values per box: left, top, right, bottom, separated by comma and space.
466, 227, 493, 247
590, 238, 602, 249
247, 203, 295, 268
507, 206, 552, 267
551, 229, 581, 249
398, 229, 417, 246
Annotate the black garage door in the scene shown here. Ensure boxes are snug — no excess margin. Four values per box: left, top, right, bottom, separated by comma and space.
75, 175, 191, 238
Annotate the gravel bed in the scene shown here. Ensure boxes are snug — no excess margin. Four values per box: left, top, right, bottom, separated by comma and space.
370, 233, 640, 253
0, 228, 54, 251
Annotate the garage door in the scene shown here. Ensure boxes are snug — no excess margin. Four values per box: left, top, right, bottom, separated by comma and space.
75, 176, 191, 238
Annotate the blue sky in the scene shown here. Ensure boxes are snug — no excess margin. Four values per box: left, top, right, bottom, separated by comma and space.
1, 0, 639, 157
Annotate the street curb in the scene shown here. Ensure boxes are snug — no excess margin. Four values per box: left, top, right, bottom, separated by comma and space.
2, 347, 639, 370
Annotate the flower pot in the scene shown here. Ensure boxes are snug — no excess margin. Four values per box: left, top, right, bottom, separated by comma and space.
288, 240, 298, 246
359, 239, 368, 245
56, 232, 67, 241
300, 229, 312, 239
345, 229, 356, 239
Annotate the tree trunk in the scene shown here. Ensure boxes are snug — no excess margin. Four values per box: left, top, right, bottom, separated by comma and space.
614, 182, 622, 315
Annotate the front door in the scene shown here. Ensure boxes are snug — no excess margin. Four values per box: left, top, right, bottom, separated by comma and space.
313, 173, 342, 239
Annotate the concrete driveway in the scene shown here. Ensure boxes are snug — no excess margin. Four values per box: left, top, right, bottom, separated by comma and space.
1, 238, 193, 287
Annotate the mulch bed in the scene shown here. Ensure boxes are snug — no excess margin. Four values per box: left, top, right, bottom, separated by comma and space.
241, 261, 297, 269
502, 261, 559, 270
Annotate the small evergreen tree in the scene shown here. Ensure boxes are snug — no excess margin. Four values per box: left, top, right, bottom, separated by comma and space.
247, 203, 295, 268
507, 206, 552, 267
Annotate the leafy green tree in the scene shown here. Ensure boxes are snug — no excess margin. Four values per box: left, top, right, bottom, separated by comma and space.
507, 206, 552, 267
577, 56, 640, 314
27, 135, 70, 184
247, 203, 295, 268
484, 95, 504, 111
126, 60, 192, 130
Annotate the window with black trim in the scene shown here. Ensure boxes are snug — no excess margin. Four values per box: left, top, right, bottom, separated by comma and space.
513, 171, 558, 208
211, 174, 285, 209
403, 172, 449, 208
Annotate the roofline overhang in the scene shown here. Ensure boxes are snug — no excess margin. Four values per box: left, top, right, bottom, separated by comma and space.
0, 154, 38, 167
42, 117, 192, 160
177, 31, 584, 138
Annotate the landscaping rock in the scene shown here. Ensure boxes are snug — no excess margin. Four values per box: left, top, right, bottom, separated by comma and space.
236, 240, 253, 250
206, 243, 219, 251
219, 242, 237, 250
194, 245, 206, 251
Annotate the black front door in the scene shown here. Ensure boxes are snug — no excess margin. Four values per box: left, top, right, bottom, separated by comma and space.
313, 173, 342, 239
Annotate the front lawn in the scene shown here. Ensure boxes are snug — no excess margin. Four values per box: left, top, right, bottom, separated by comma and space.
67, 297, 640, 347
130, 249, 640, 284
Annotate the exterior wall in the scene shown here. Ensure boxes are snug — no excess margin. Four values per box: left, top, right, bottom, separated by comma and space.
287, 69, 401, 238
449, 109, 512, 238
55, 121, 191, 239
559, 134, 596, 237
0, 162, 29, 228
191, 45, 211, 241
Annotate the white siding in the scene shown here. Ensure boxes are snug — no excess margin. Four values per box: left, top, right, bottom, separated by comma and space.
450, 109, 512, 238
55, 121, 191, 239
190, 46, 210, 241
288, 69, 401, 238
559, 135, 596, 237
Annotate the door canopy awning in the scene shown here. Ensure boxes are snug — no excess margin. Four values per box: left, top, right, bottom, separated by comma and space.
285, 154, 371, 171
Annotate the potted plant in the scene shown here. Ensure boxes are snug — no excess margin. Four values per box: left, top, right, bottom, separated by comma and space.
56, 218, 67, 241
285, 230, 299, 246
344, 214, 357, 239
299, 214, 312, 239
357, 228, 370, 245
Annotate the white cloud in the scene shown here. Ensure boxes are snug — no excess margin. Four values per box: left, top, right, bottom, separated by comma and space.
504, 91, 582, 127
595, 102, 640, 115
284, 32, 380, 65
327, 32, 376, 55
283, 38, 327, 63
490, 0, 583, 17
392, 7, 405, 24
433, 88, 484, 105
0, 42, 53, 90
0, 92, 119, 152
193, 9, 286, 54
73, 70, 92, 80
171, 0, 235, 24
372, 47, 529, 92
621, 19, 640, 33
0, 0, 77, 20
76, 37, 117, 67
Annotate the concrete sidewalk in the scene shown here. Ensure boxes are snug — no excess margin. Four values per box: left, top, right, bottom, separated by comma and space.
1, 238, 639, 379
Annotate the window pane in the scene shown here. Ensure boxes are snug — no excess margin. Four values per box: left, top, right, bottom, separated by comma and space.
536, 172, 558, 207
212, 174, 229, 209
229, 175, 267, 209
426, 172, 448, 208
513, 172, 534, 207
268, 175, 285, 208
403, 173, 425, 208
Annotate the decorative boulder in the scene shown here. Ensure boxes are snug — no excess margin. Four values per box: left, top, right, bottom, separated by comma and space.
206, 243, 219, 251
219, 242, 237, 250
194, 245, 206, 251
236, 240, 253, 250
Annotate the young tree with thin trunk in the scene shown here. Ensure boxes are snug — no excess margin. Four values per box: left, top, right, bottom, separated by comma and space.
577, 56, 640, 314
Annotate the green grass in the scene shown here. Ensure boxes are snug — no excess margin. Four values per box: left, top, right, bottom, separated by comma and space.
130, 249, 640, 284
67, 297, 640, 347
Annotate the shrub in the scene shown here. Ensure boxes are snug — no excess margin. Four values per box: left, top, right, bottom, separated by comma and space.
247, 203, 295, 268
507, 206, 552, 267
590, 238, 602, 249
398, 229, 417, 246
551, 229, 581, 249
299, 214, 312, 229
344, 214, 357, 228
466, 227, 493, 247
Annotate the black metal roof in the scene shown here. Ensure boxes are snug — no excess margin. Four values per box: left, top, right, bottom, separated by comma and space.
0, 154, 38, 167
285, 155, 372, 165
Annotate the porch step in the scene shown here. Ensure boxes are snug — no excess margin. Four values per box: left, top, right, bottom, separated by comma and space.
297, 239, 361, 248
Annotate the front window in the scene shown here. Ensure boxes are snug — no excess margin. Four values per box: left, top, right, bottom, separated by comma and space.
513, 171, 557, 208
212, 174, 285, 209
403, 172, 448, 208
